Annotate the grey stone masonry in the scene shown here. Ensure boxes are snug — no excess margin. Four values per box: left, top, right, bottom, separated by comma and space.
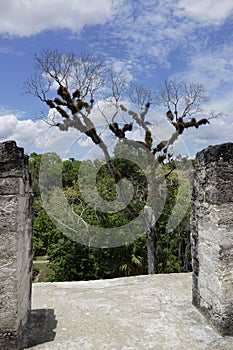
0, 141, 33, 350
191, 142, 233, 336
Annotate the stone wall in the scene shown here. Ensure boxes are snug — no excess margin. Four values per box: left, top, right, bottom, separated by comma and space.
0, 139, 232, 345
191, 142, 233, 336
0, 141, 33, 349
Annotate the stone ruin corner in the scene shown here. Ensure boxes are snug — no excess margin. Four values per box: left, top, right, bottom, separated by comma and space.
191, 142, 233, 336
0, 140, 33, 350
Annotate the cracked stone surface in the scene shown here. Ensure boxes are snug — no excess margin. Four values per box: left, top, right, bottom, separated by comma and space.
21, 273, 232, 350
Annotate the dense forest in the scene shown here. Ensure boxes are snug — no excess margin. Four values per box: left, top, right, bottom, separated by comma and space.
30, 151, 192, 282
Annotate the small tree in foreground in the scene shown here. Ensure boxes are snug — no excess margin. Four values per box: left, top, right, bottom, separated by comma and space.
25, 49, 218, 274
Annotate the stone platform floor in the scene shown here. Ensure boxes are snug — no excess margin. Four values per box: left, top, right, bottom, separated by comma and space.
21, 273, 232, 350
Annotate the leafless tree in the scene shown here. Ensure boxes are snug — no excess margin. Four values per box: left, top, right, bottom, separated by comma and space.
25, 49, 214, 274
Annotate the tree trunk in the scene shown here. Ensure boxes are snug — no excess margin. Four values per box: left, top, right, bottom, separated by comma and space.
147, 226, 159, 274
144, 205, 159, 274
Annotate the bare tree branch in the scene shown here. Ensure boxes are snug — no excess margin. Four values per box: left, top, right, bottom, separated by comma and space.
154, 79, 206, 121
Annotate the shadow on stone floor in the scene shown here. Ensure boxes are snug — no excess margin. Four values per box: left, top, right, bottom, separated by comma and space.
20, 309, 57, 349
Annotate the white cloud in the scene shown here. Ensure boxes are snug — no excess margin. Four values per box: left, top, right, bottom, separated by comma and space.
206, 90, 233, 116
0, 114, 48, 152
0, 108, 116, 159
178, 0, 233, 24
171, 44, 233, 116
0, 113, 75, 156
0, 0, 122, 37
181, 116, 233, 157
0, 114, 17, 138
77, 136, 93, 148
109, 1, 187, 67
184, 53, 233, 91
104, 0, 233, 71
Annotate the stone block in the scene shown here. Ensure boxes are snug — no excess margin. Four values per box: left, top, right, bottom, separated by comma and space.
0, 141, 33, 349
191, 142, 233, 336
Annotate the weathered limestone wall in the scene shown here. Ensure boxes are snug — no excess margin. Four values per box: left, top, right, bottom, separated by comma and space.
191, 142, 233, 336
0, 141, 33, 349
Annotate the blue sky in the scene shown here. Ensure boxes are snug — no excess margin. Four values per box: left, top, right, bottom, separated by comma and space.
0, 0, 233, 159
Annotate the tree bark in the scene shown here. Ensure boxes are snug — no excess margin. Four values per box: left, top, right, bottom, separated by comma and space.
147, 226, 159, 274
144, 205, 159, 274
